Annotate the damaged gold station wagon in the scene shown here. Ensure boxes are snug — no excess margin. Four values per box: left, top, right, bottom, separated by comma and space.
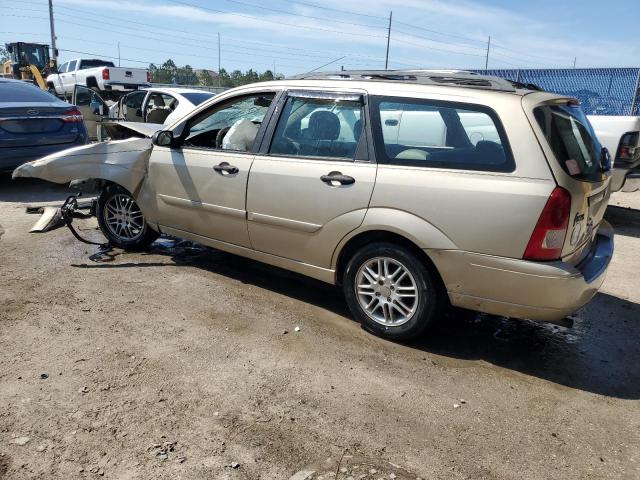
13, 70, 614, 340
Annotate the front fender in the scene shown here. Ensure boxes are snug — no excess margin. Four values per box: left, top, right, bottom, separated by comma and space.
12, 138, 153, 195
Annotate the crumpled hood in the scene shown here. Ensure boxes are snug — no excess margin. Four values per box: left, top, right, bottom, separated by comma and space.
12, 137, 154, 195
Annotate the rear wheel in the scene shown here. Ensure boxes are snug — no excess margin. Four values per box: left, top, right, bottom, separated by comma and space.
343, 242, 443, 340
96, 185, 158, 250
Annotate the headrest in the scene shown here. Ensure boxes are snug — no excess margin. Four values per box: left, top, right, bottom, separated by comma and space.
353, 119, 363, 140
308, 111, 340, 141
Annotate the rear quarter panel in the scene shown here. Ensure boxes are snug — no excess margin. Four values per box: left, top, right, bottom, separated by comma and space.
366, 91, 556, 259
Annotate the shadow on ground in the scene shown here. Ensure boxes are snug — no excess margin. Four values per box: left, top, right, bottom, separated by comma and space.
72, 231, 640, 400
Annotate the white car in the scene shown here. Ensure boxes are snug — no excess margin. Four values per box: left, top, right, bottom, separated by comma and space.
72, 85, 218, 141
46, 58, 149, 98
107, 87, 217, 126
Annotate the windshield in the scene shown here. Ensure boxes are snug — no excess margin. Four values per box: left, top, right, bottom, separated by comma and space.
79, 60, 115, 70
534, 104, 605, 182
181, 92, 215, 106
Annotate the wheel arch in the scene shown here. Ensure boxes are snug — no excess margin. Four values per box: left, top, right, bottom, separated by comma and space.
86, 77, 98, 88
333, 229, 447, 295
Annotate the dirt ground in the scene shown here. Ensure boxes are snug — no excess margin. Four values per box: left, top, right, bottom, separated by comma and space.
0, 176, 639, 480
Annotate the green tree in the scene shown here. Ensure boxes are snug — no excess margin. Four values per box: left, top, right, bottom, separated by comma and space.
198, 69, 215, 86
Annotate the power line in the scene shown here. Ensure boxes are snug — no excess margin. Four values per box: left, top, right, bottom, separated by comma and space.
166, 0, 387, 39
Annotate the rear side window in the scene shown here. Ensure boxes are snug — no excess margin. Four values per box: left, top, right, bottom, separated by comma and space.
68, 60, 77, 71
370, 96, 514, 172
269, 96, 363, 160
534, 104, 605, 182
79, 60, 115, 70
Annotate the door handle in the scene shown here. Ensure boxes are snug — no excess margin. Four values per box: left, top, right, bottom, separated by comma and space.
213, 162, 239, 175
320, 171, 355, 186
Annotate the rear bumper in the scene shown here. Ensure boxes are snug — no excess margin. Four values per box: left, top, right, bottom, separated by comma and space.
103, 82, 151, 92
429, 221, 614, 322
0, 136, 87, 172
611, 161, 640, 192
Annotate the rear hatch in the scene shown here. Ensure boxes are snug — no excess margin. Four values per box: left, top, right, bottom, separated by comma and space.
529, 98, 611, 265
0, 103, 81, 148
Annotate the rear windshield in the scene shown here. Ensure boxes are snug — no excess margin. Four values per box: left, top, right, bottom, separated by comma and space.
181, 92, 215, 106
79, 60, 115, 70
534, 104, 605, 182
0, 82, 59, 102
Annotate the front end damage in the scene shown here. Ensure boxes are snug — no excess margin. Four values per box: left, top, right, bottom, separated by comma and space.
12, 137, 153, 196
12, 124, 159, 242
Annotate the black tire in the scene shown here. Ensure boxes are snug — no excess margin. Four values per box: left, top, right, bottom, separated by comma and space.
96, 185, 158, 250
343, 242, 443, 340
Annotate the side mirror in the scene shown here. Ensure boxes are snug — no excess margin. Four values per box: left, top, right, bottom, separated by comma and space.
152, 130, 174, 147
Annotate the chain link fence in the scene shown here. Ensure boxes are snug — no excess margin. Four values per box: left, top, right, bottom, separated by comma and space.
478, 68, 640, 116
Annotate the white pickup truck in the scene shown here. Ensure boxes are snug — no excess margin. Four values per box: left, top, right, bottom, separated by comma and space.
46, 58, 150, 99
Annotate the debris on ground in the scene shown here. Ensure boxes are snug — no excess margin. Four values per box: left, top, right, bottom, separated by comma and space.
11, 436, 30, 446
151, 440, 177, 460
294, 326, 301, 332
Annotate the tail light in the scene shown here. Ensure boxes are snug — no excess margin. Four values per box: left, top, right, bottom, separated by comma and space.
102, 68, 110, 80
146, 71, 152, 83
63, 107, 84, 123
616, 131, 639, 162
523, 187, 571, 261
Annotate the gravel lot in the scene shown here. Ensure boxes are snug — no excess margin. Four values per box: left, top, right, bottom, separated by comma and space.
1, 176, 639, 479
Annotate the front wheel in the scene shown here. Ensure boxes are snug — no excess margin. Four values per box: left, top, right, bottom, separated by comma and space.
96, 185, 158, 250
343, 242, 443, 340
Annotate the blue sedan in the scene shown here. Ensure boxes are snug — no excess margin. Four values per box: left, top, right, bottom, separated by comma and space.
0, 78, 88, 172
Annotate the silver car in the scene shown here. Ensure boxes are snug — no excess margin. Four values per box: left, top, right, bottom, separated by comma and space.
14, 71, 614, 340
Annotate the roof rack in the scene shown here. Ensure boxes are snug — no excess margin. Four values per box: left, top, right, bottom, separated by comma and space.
288, 69, 518, 93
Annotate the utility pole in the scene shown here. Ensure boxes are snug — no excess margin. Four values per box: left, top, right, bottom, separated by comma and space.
484, 35, 491, 72
117, 42, 121, 67
385, 11, 392, 70
573, 57, 577, 69
273, 59, 276, 80
217, 32, 221, 87
48, 0, 58, 67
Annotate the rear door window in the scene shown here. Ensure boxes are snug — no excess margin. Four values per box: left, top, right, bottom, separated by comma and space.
370, 96, 514, 172
68, 60, 77, 72
269, 95, 364, 160
534, 104, 605, 182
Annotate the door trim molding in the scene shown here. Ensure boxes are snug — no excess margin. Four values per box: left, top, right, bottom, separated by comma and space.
248, 211, 322, 233
158, 193, 246, 219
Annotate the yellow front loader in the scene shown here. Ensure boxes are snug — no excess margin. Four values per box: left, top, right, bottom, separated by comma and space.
3, 42, 56, 90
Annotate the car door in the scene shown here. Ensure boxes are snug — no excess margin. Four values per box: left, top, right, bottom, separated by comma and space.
72, 85, 107, 141
148, 90, 279, 247
122, 90, 146, 122
53, 62, 68, 94
246, 90, 377, 268
63, 60, 77, 95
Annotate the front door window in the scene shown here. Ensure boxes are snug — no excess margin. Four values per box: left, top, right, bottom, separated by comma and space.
183, 93, 275, 151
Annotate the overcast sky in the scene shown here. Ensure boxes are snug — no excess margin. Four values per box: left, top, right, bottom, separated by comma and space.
1, 0, 638, 75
